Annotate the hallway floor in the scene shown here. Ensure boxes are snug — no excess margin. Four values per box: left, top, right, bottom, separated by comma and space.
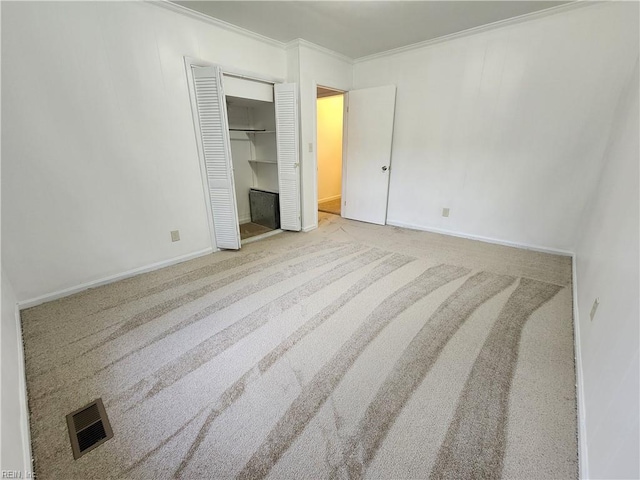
318, 197, 341, 216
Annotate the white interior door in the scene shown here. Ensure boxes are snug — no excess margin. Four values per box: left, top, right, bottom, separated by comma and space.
343, 85, 396, 225
192, 66, 241, 250
274, 83, 301, 231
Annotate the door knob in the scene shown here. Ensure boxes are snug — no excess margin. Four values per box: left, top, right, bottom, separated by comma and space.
381, 166, 388, 172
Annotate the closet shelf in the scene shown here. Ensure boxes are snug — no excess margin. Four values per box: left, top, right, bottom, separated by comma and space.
229, 129, 276, 134
248, 159, 277, 164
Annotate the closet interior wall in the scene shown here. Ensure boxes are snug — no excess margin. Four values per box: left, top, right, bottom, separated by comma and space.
226, 96, 278, 225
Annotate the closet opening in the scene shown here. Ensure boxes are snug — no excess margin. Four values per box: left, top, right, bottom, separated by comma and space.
226, 94, 281, 243
187, 59, 301, 250
316, 86, 345, 217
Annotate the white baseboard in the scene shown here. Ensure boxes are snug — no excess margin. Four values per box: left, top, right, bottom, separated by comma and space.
15, 305, 33, 476
238, 215, 252, 225
572, 255, 589, 479
18, 248, 214, 310
386, 220, 574, 257
302, 224, 318, 233
318, 194, 341, 203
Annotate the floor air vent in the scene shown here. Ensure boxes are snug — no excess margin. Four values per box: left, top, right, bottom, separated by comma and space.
66, 398, 113, 459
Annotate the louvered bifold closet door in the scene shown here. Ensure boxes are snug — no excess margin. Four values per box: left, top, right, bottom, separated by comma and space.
274, 83, 301, 231
192, 66, 241, 250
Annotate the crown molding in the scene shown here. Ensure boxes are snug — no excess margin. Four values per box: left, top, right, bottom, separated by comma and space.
148, 0, 600, 67
148, 0, 286, 49
284, 39, 300, 51
285, 39, 354, 65
354, 0, 599, 64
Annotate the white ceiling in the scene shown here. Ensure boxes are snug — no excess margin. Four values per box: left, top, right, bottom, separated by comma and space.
172, 1, 570, 59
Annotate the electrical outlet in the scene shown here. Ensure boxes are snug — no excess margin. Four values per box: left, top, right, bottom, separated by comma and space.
590, 297, 600, 321
171, 230, 180, 242
442, 207, 450, 218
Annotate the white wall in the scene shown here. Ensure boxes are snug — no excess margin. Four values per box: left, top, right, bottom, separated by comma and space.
353, 2, 639, 252
1, 1, 286, 303
1, 270, 31, 474
227, 110, 255, 224
251, 102, 279, 194
288, 41, 352, 231
574, 60, 639, 480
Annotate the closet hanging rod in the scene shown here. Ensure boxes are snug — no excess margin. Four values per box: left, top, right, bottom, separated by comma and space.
229, 129, 275, 133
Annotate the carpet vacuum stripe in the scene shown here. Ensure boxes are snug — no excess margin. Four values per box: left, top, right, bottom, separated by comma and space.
94, 243, 364, 372
110, 248, 390, 411
344, 271, 517, 478
117, 249, 409, 477
29, 242, 360, 400
168, 253, 417, 478
429, 278, 563, 480
27, 240, 343, 374
82, 241, 351, 353
25, 238, 330, 339
237, 263, 470, 480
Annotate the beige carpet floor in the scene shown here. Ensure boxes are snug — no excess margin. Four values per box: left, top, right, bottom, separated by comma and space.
318, 197, 341, 216
21, 212, 577, 479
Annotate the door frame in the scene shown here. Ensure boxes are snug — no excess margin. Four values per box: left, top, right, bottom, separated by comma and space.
184, 56, 285, 250
312, 82, 347, 229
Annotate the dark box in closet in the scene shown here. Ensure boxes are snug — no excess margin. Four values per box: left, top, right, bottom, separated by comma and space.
249, 188, 280, 230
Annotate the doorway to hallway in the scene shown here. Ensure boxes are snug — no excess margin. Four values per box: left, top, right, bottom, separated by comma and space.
316, 86, 344, 216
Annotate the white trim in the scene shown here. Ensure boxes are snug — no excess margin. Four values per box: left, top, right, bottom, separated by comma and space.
572, 254, 590, 479
149, 0, 285, 49
15, 305, 33, 476
386, 220, 574, 257
341, 90, 349, 221
311, 80, 320, 231
184, 56, 285, 86
17, 248, 214, 310
284, 41, 299, 53
222, 67, 284, 87
353, 1, 596, 64
312, 81, 348, 232
314, 83, 346, 225
286, 39, 354, 65
318, 194, 341, 203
